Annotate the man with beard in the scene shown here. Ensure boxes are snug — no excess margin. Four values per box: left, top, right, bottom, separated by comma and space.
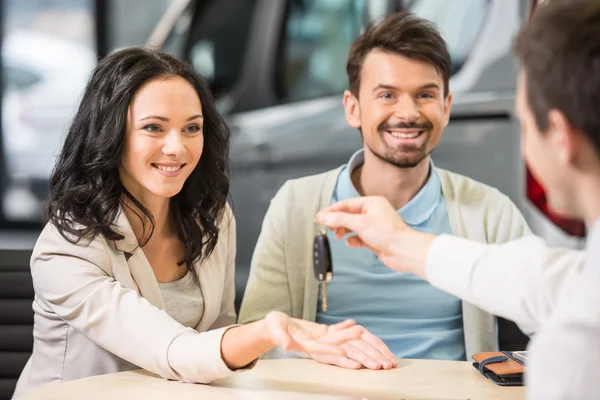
238, 12, 532, 370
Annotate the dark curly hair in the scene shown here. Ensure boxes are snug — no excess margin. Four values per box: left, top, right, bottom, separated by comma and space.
45, 46, 230, 267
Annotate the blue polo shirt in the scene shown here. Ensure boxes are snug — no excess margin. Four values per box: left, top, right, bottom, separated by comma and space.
316, 150, 465, 360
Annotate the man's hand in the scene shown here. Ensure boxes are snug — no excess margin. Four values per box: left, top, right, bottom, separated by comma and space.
316, 196, 435, 277
309, 325, 398, 370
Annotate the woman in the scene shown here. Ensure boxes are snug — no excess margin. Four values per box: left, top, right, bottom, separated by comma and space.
14, 47, 360, 397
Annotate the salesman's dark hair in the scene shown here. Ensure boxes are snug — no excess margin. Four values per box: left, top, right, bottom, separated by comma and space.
514, 0, 600, 155
45, 46, 230, 267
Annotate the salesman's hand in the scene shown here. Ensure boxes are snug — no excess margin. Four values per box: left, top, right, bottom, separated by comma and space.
308, 326, 398, 370
316, 196, 436, 277
263, 311, 362, 356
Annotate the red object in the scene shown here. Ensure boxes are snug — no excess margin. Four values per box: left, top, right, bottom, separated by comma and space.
526, 168, 586, 237
531, 0, 538, 14
524, 0, 586, 238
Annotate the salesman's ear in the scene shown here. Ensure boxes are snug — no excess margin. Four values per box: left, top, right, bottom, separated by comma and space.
546, 109, 584, 169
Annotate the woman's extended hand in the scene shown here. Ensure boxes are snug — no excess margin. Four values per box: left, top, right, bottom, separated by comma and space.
263, 311, 362, 356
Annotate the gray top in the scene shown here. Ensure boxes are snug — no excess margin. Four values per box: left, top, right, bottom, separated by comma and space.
158, 269, 204, 328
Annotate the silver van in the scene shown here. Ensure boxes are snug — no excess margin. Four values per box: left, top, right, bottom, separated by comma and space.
149, 0, 585, 310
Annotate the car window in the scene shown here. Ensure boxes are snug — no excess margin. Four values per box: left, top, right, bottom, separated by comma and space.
278, 0, 365, 102
407, 0, 488, 74
185, 0, 257, 98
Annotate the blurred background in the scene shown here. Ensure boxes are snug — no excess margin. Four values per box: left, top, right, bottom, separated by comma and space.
0, 0, 583, 297
0, 0, 581, 288
0, 1, 573, 397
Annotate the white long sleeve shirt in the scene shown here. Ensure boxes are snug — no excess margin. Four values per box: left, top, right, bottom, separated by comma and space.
426, 223, 599, 399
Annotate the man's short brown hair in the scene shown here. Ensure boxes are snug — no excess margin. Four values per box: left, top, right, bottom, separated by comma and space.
514, 0, 600, 154
346, 12, 451, 98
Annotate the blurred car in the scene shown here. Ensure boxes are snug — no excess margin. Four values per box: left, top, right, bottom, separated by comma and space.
2, 30, 96, 219
152, 0, 583, 311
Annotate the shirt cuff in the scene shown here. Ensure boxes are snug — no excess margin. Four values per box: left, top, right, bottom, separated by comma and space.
426, 234, 488, 300
167, 326, 257, 384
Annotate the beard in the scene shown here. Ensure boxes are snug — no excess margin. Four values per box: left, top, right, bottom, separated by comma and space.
365, 119, 435, 168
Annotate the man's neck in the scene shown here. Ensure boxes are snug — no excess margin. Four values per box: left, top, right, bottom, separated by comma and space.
351, 150, 431, 210
577, 174, 600, 229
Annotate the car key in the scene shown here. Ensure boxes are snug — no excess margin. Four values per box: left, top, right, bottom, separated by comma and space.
313, 231, 333, 312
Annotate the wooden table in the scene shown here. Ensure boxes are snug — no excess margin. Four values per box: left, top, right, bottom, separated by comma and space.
19, 359, 525, 400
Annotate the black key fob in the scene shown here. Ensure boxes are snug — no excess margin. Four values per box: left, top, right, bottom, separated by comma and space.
313, 232, 333, 282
